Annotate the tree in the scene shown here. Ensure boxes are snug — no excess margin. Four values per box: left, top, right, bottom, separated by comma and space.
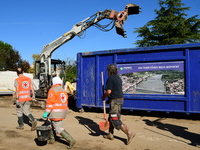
32, 54, 40, 62
6, 47, 21, 71
65, 58, 76, 83
0, 41, 30, 72
0, 41, 9, 70
29, 54, 40, 74
134, 0, 200, 47
19, 60, 30, 73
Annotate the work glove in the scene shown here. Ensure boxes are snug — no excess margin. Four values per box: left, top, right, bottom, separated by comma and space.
42, 112, 49, 118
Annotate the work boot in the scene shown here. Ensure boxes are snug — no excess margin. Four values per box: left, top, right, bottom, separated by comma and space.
60, 130, 76, 149
48, 129, 55, 144
103, 125, 114, 140
16, 117, 24, 130
27, 114, 37, 131
120, 123, 136, 145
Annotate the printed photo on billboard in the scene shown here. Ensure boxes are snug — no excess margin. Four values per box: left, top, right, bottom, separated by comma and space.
117, 61, 185, 95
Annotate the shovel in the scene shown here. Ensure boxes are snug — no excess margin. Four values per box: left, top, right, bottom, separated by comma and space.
99, 100, 110, 131
99, 72, 110, 131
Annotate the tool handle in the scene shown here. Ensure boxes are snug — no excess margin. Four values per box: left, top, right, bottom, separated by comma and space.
101, 72, 104, 94
44, 118, 49, 124
103, 101, 107, 120
102, 72, 107, 120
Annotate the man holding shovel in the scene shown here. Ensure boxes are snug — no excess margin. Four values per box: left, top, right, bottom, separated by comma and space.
42, 76, 76, 149
102, 64, 136, 145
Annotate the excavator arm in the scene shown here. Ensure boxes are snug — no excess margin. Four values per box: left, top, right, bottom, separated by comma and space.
41, 4, 140, 60
36, 4, 141, 98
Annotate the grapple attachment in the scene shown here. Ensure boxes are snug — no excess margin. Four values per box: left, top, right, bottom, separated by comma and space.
125, 3, 141, 15
115, 3, 141, 37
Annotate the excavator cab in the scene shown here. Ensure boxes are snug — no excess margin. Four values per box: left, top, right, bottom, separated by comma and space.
34, 59, 65, 98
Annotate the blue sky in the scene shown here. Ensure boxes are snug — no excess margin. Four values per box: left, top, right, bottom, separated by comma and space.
0, 0, 199, 65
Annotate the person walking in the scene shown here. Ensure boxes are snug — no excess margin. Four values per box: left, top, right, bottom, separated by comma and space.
102, 64, 136, 145
14, 68, 37, 131
42, 76, 76, 149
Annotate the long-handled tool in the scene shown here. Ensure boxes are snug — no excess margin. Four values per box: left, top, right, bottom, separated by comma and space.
99, 72, 110, 131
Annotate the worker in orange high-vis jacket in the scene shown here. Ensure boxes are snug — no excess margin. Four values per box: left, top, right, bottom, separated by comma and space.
42, 76, 76, 149
14, 68, 37, 131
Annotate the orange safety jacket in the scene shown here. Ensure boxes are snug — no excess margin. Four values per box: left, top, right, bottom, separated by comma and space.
45, 84, 68, 121
15, 76, 32, 102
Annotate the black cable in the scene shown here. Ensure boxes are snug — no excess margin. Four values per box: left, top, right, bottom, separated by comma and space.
94, 19, 115, 32
77, 14, 116, 39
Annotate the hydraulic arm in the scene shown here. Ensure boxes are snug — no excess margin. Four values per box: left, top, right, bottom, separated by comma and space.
37, 3, 141, 98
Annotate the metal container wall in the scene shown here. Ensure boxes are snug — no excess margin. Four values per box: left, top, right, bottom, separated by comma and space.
76, 43, 200, 114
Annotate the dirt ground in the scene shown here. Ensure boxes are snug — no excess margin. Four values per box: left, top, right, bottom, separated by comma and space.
0, 96, 200, 150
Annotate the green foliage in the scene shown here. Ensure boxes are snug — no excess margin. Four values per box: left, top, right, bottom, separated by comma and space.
30, 54, 40, 74
20, 60, 31, 73
0, 41, 30, 72
134, 0, 200, 47
32, 54, 40, 62
65, 58, 76, 83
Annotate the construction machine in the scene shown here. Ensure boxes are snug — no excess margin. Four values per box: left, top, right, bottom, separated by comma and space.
33, 4, 141, 107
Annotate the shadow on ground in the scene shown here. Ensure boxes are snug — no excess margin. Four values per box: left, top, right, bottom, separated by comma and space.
143, 118, 200, 147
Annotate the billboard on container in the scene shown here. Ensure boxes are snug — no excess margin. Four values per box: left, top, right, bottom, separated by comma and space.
76, 43, 200, 114
117, 61, 184, 95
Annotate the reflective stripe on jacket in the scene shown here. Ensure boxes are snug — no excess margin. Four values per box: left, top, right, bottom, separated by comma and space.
15, 76, 32, 102
45, 84, 68, 120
